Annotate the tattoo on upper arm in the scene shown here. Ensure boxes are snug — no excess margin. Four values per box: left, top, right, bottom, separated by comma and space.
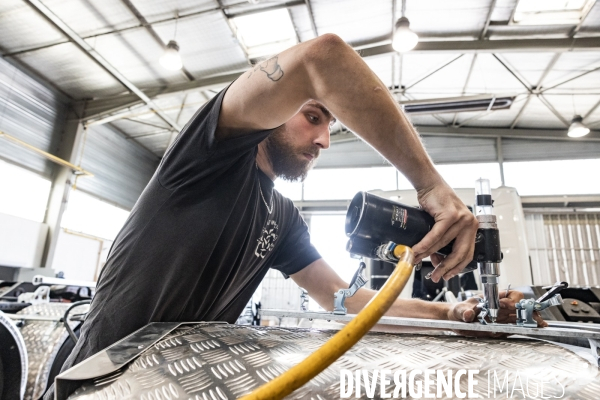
247, 55, 284, 81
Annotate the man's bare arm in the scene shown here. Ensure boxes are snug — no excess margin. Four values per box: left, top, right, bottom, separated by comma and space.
291, 259, 452, 320
291, 259, 547, 328
221, 34, 477, 278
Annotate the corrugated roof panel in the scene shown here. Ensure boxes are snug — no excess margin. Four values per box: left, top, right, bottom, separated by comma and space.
544, 69, 600, 94
126, 0, 216, 21
0, 0, 65, 53
502, 138, 600, 161
42, 0, 138, 38
578, 1, 600, 32
14, 43, 125, 99
152, 11, 249, 77
289, 4, 317, 42
311, 0, 392, 45
399, 53, 464, 89
409, 114, 448, 126
542, 52, 600, 89
512, 96, 566, 129
167, 91, 210, 127
422, 136, 498, 163
404, 54, 473, 95
462, 106, 522, 128
134, 130, 172, 156
316, 140, 390, 168
110, 116, 169, 135
465, 53, 530, 92
90, 28, 188, 88
490, 0, 518, 22
541, 94, 600, 119
500, 52, 560, 87
77, 123, 160, 209
407, 0, 492, 39
486, 25, 572, 39
452, 110, 489, 126
0, 57, 67, 177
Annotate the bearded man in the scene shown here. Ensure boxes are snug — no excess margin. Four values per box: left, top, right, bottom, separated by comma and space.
48, 36, 543, 395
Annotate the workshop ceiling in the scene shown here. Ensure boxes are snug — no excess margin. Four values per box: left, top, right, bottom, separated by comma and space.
1, 0, 600, 158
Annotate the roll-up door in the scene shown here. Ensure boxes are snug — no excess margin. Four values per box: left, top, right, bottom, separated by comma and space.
317, 135, 497, 168
0, 59, 67, 178
502, 138, 600, 162
75, 124, 160, 210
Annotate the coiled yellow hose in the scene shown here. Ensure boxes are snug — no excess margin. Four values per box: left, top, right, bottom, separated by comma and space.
240, 244, 415, 400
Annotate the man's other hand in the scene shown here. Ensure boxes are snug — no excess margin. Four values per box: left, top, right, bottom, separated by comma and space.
412, 182, 479, 283
447, 290, 548, 338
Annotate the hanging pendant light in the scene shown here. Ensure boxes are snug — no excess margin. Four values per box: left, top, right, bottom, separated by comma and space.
392, 17, 419, 53
567, 115, 590, 138
160, 40, 183, 71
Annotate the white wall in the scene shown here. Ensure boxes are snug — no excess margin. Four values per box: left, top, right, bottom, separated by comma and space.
51, 230, 108, 281
0, 212, 47, 268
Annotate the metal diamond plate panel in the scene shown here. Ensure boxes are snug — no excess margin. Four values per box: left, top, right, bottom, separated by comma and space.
17, 302, 88, 400
68, 323, 599, 400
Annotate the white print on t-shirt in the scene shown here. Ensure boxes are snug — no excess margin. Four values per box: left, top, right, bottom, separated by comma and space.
255, 220, 279, 258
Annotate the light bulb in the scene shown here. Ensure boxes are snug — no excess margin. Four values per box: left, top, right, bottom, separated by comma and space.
160, 40, 183, 70
392, 17, 419, 53
567, 115, 590, 138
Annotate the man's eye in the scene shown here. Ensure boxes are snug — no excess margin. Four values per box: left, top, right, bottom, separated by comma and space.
308, 115, 319, 123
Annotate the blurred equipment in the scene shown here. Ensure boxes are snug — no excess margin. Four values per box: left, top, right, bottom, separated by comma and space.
520, 284, 600, 324
0, 311, 27, 400
0, 280, 91, 400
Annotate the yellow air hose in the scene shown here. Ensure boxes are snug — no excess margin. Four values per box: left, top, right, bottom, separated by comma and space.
240, 244, 415, 400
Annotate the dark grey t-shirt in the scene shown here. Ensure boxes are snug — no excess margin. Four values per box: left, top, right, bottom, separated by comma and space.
66, 87, 322, 365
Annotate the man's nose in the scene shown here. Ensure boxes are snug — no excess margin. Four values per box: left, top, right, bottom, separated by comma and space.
313, 126, 330, 150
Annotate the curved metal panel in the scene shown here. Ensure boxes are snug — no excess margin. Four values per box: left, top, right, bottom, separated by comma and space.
15, 303, 88, 399
0, 310, 28, 400
67, 323, 600, 400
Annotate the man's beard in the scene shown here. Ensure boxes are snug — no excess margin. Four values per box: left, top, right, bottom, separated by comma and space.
265, 125, 320, 182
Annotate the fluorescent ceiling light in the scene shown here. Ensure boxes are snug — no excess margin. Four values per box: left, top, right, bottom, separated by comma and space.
401, 96, 514, 115
513, 0, 596, 25
231, 9, 298, 60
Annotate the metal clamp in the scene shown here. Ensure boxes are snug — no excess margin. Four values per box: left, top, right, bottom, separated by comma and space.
516, 295, 564, 328
376, 242, 400, 263
299, 288, 309, 312
333, 263, 368, 315
515, 281, 568, 328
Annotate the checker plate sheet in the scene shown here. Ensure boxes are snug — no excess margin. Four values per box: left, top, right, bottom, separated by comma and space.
17, 303, 86, 400
68, 323, 600, 400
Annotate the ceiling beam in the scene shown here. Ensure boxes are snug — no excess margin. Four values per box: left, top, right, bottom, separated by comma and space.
359, 37, 600, 57
119, 0, 195, 81
82, 71, 243, 122
330, 125, 600, 143
81, 36, 600, 123
304, 0, 319, 38
479, 0, 497, 40
3, 1, 304, 58
24, 0, 183, 133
